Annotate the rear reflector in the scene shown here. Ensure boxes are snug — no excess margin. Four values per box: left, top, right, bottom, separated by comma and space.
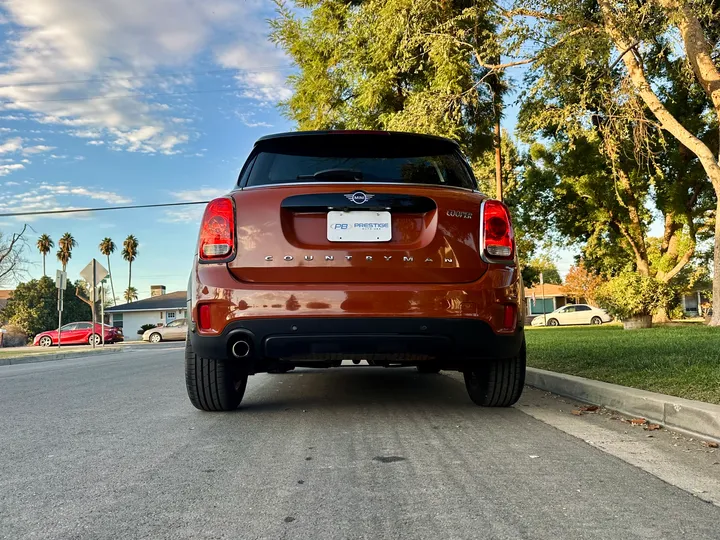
502, 304, 517, 332
481, 200, 514, 261
199, 198, 235, 261
198, 304, 211, 331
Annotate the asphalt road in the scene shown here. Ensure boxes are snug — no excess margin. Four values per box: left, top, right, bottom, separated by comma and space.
1, 347, 719, 540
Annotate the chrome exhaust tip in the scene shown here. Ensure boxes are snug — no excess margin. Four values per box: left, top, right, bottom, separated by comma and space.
231, 340, 250, 359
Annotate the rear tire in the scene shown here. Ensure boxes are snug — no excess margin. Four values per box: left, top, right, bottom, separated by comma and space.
185, 338, 248, 411
88, 333, 101, 346
463, 340, 526, 407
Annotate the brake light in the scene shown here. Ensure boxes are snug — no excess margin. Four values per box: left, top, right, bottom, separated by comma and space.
481, 200, 514, 261
199, 198, 235, 261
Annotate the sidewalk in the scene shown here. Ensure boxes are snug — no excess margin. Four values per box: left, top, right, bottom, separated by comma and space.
526, 367, 720, 444
0, 344, 126, 366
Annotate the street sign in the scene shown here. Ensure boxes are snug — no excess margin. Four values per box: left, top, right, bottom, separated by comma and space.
55, 270, 67, 290
80, 259, 109, 350
80, 259, 109, 287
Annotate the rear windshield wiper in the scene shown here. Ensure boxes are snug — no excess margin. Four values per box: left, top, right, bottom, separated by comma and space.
297, 169, 363, 181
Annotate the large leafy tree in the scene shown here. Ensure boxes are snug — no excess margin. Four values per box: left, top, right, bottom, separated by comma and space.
1, 276, 90, 337
492, 0, 720, 323
0, 225, 28, 287
270, 0, 499, 172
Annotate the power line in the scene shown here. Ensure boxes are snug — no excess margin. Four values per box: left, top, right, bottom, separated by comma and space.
0, 200, 209, 218
0, 65, 293, 89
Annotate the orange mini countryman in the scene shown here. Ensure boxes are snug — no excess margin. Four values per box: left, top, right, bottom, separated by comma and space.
185, 131, 525, 411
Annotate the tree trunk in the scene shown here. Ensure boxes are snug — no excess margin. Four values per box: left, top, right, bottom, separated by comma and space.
107, 255, 116, 306
653, 308, 671, 324
128, 261, 132, 302
711, 197, 720, 326
42, 255, 46, 277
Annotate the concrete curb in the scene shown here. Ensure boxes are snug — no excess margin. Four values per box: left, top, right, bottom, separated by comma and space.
526, 367, 720, 444
0, 347, 125, 366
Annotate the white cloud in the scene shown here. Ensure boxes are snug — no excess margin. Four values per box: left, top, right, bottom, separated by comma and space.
38, 183, 132, 204
160, 206, 205, 223
4, 181, 20, 186
23, 145, 56, 155
235, 111, 273, 128
0, 138, 23, 154
0, 0, 287, 154
173, 187, 228, 202
0, 164, 24, 176
87, 140, 104, 145
0, 182, 132, 220
216, 42, 292, 102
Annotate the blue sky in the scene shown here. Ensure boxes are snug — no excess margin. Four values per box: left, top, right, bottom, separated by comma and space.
0, 0, 578, 300
0, 0, 295, 299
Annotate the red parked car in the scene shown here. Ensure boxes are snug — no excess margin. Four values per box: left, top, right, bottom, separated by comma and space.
33, 322, 123, 347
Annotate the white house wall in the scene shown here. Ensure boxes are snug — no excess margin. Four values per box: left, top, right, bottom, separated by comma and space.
111, 309, 187, 341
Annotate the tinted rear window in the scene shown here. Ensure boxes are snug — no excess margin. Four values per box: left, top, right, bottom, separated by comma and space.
244, 151, 475, 189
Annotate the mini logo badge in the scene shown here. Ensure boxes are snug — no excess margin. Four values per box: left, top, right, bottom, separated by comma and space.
345, 191, 375, 205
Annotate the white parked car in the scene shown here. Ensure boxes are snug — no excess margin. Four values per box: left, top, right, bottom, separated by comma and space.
531, 304, 612, 327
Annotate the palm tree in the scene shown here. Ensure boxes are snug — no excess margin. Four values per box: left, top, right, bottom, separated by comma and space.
57, 233, 77, 272
36, 234, 54, 276
121, 235, 139, 295
99, 237, 117, 306
123, 286, 138, 303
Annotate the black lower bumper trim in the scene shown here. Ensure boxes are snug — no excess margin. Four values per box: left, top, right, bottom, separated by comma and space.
189, 317, 523, 364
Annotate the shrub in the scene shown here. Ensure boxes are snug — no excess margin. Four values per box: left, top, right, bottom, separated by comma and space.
0, 324, 29, 347
595, 272, 672, 320
138, 323, 157, 335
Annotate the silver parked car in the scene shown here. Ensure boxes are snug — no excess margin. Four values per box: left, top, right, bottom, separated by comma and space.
142, 319, 188, 342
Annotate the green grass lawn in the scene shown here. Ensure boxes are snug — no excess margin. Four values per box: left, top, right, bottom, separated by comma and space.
525, 324, 720, 404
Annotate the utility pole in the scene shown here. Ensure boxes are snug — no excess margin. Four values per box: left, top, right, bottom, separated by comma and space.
91, 261, 96, 349
101, 281, 105, 347
541, 272, 547, 326
56, 270, 67, 348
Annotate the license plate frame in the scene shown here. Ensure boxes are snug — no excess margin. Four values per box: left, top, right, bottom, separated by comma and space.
327, 211, 392, 242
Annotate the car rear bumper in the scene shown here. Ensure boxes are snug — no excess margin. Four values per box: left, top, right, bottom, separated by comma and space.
189, 317, 524, 367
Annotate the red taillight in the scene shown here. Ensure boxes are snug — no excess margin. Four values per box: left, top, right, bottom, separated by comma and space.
481, 200, 514, 261
199, 198, 235, 261
198, 304, 211, 331
502, 304, 517, 332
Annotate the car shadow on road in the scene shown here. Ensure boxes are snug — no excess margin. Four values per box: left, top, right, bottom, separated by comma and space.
238, 367, 519, 416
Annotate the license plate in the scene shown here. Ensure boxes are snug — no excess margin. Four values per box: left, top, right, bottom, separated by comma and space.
327, 211, 392, 242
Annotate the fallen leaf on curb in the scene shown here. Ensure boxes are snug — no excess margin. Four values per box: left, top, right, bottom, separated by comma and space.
645, 424, 661, 431
704, 441, 719, 448
630, 418, 647, 425
571, 410, 583, 416
580, 405, 599, 412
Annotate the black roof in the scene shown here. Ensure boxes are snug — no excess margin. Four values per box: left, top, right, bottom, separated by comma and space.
105, 291, 186, 312
255, 130, 460, 155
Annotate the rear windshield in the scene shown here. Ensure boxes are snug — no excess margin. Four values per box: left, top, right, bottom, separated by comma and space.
243, 151, 476, 189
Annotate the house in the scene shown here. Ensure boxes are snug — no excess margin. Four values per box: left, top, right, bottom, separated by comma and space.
0, 290, 12, 313
105, 290, 187, 341
524, 283, 587, 323
681, 287, 711, 318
